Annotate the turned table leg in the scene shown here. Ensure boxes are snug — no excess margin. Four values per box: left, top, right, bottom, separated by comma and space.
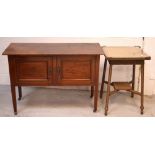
140, 63, 144, 114
105, 64, 112, 116
100, 59, 107, 98
131, 64, 135, 98
11, 85, 17, 115
18, 86, 22, 100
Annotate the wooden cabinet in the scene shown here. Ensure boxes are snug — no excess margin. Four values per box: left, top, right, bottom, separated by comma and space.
3, 43, 103, 115
9, 55, 97, 86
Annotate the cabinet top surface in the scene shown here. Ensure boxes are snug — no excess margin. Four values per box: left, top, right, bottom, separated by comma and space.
3, 43, 103, 55
103, 46, 151, 60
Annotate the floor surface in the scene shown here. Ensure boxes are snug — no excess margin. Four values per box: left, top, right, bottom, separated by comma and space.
0, 86, 155, 117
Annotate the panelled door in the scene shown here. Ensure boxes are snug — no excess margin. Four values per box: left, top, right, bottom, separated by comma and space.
14, 56, 52, 86
55, 55, 96, 85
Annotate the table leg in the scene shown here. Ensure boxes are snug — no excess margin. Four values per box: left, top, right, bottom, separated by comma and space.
93, 83, 98, 112
105, 65, 112, 116
140, 63, 144, 115
90, 86, 94, 98
18, 86, 22, 100
11, 85, 17, 115
131, 64, 135, 98
100, 59, 107, 98
93, 56, 100, 112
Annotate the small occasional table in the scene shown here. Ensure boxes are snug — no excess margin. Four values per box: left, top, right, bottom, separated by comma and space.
100, 46, 151, 116
3, 43, 103, 115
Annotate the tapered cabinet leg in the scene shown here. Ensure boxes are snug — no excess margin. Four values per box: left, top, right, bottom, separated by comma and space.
140, 63, 144, 115
90, 86, 94, 98
100, 59, 107, 98
93, 84, 98, 112
18, 86, 22, 100
11, 85, 17, 115
105, 65, 112, 116
131, 65, 135, 98
93, 56, 100, 112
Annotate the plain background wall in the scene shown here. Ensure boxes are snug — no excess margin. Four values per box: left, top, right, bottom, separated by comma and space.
0, 37, 154, 95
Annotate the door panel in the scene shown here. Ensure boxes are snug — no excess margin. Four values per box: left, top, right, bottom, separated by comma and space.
14, 57, 52, 85
62, 61, 91, 79
56, 56, 96, 85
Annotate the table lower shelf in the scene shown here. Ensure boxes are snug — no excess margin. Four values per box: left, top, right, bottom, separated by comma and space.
112, 82, 132, 91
